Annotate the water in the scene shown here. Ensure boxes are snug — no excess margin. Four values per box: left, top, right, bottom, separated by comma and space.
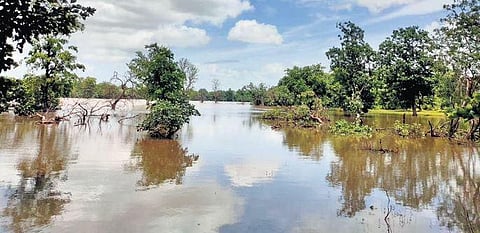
0, 101, 478, 233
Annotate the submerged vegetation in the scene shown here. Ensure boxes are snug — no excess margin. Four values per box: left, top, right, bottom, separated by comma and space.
1, 0, 480, 142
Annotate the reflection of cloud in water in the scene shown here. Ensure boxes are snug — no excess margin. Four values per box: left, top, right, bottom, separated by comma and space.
225, 160, 280, 187
48, 183, 243, 233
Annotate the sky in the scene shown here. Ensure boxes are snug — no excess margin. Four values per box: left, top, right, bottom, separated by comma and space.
5, 0, 452, 90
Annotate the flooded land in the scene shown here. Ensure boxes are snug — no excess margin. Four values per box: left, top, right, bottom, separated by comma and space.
0, 102, 479, 233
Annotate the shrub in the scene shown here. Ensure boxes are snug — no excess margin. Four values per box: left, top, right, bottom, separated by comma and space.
393, 120, 423, 137
329, 119, 372, 137
138, 100, 199, 139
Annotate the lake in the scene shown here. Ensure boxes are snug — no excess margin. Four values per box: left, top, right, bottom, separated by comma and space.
0, 101, 479, 233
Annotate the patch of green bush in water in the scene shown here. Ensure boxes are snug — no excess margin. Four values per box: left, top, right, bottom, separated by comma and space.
393, 120, 423, 137
261, 105, 319, 128
329, 119, 372, 137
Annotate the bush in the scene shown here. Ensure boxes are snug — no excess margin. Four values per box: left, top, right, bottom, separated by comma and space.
393, 120, 423, 137
329, 119, 372, 137
261, 105, 320, 127
138, 100, 200, 138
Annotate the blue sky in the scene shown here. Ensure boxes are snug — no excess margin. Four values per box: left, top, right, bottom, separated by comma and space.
6, 0, 451, 90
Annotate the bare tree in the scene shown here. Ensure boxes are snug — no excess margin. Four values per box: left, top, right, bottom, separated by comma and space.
177, 58, 199, 92
212, 79, 220, 103
109, 71, 136, 110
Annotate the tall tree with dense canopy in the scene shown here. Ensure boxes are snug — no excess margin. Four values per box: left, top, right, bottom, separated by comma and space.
438, 0, 480, 102
129, 44, 199, 139
436, 0, 480, 139
25, 36, 84, 111
378, 26, 435, 116
326, 22, 375, 115
0, 0, 95, 72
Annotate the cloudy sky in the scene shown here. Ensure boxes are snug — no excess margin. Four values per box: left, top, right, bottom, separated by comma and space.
7, 0, 452, 90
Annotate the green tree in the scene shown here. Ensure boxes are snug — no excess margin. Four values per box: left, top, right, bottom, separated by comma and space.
437, 0, 480, 103
71, 77, 97, 98
378, 26, 435, 116
265, 85, 294, 106
198, 88, 209, 102
95, 82, 120, 99
248, 83, 268, 105
0, 77, 20, 112
224, 88, 236, 102
326, 21, 375, 115
0, 0, 95, 72
25, 36, 84, 111
128, 44, 184, 102
129, 44, 199, 139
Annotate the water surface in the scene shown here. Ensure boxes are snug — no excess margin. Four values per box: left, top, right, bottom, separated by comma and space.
0, 102, 479, 233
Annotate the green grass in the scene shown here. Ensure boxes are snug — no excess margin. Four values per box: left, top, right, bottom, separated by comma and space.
368, 109, 446, 117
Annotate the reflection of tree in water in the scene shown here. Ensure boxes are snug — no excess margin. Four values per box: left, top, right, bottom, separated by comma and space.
281, 128, 326, 159
127, 139, 199, 189
437, 147, 480, 233
326, 136, 471, 223
2, 125, 72, 233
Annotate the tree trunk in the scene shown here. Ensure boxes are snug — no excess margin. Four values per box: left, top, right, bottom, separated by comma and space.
412, 99, 417, 117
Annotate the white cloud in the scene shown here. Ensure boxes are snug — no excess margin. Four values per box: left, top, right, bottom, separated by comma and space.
225, 160, 280, 187
369, 0, 451, 23
355, 0, 416, 13
72, 1, 252, 59
228, 20, 283, 45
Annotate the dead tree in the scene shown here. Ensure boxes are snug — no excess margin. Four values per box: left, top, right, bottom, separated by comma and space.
109, 71, 136, 111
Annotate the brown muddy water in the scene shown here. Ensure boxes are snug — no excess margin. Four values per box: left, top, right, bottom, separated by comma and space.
0, 101, 479, 233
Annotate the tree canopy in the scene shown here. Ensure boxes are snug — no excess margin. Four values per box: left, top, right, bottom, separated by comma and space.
130, 44, 199, 139
0, 0, 95, 72
326, 21, 375, 115
378, 26, 435, 116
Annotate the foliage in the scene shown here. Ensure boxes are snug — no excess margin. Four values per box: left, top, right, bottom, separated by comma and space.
265, 85, 294, 106
393, 121, 423, 137
0, 77, 16, 112
0, 0, 95, 72
95, 82, 121, 99
129, 44, 199, 139
128, 44, 184, 102
437, 0, 480, 100
25, 36, 84, 111
329, 120, 372, 137
378, 26, 435, 116
71, 77, 97, 98
262, 101, 327, 128
138, 100, 199, 138
277, 64, 332, 106
326, 22, 375, 115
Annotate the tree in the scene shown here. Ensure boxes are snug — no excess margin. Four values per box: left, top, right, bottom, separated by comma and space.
130, 44, 199, 139
245, 82, 268, 105
25, 36, 84, 111
198, 88, 209, 103
71, 77, 97, 98
212, 79, 220, 103
0, 0, 95, 72
95, 82, 120, 99
0, 77, 20, 112
437, 0, 480, 103
326, 22, 375, 115
128, 44, 184, 102
109, 71, 136, 110
277, 64, 330, 105
378, 26, 436, 116
177, 58, 199, 92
